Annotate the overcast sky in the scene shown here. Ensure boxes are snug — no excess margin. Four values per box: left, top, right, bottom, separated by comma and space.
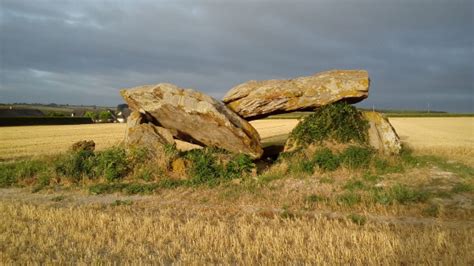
1, 0, 473, 112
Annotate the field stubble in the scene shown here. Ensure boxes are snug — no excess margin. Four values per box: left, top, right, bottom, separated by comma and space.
1, 198, 472, 264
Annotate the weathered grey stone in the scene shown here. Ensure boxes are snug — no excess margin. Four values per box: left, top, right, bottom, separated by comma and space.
121, 83, 263, 159
223, 70, 370, 119
362, 111, 401, 155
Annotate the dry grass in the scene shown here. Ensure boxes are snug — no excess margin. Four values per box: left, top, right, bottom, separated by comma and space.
0, 200, 472, 264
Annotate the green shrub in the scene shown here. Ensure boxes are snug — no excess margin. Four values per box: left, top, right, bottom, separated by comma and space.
184, 148, 255, 185
185, 149, 221, 185
94, 147, 128, 182
99, 111, 112, 121
223, 154, 255, 179
84, 111, 98, 120
288, 102, 369, 146
36, 172, 51, 187
313, 148, 340, 171
340, 146, 373, 169
0, 160, 47, 187
0, 164, 17, 187
55, 150, 95, 182
127, 147, 150, 166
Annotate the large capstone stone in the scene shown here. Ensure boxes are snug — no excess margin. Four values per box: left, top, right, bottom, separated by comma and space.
223, 70, 370, 119
362, 111, 401, 155
121, 83, 263, 159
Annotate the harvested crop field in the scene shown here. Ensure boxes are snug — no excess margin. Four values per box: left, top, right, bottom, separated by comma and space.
1, 194, 472, 264
1, 117, 473, 164
1, 117, 473, 264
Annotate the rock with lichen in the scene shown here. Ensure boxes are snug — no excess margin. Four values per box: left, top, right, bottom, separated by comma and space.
120, 83, 263, 159
223, 69, 370, 119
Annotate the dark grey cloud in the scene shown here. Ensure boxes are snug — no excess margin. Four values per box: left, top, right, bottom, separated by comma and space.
1, 0, 473, 112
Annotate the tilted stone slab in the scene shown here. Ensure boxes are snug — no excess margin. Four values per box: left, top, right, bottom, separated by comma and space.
223, 70, 370, 119
121, 83, 263, 159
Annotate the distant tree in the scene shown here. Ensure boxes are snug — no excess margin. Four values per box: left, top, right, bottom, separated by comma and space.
117, 104, 128, 112
99, 111, 112, 121
85, 111, 98, 120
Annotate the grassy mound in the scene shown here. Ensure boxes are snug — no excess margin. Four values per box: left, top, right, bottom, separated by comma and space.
288, 102, 369, 146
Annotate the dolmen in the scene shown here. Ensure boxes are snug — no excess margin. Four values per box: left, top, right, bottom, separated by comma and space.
120, 69, 401, 159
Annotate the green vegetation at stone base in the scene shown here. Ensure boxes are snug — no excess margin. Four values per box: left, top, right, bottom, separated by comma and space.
282, 145, 375, 175
288, 102, 369, 145
184, 148, 254, 186
55, 147, 132, 182
0, 145, 256, 192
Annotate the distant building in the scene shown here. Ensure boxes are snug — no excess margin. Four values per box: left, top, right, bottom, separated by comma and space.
0, 108, 45, 118
116, 104, 132, 123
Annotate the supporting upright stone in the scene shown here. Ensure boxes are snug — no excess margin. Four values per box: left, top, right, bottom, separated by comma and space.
363, 111, 401, 155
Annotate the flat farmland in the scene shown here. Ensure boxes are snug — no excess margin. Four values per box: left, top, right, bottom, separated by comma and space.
1, 117, 473, 264
0, 117, 473, 164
